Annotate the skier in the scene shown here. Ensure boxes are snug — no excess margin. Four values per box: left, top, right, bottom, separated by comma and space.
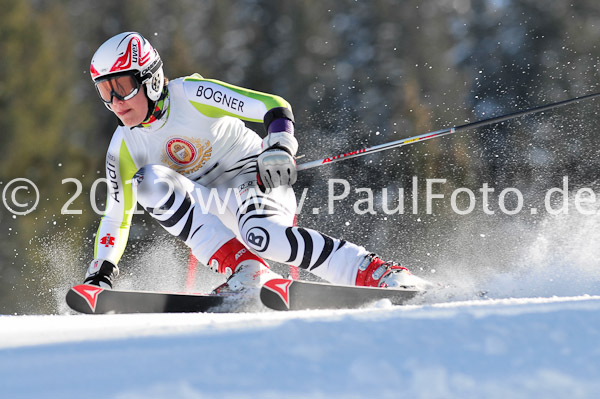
84, 31, 431, 293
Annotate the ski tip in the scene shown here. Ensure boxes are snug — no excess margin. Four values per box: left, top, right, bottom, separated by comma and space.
260, 279, 294, 311
66, 284, 105, 314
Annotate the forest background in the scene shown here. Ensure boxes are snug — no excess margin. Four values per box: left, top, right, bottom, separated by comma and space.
2, 0, 600, 313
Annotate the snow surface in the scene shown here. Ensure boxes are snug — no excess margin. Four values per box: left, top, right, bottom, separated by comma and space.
6, 197, 600, 398
2, 294, 600, 399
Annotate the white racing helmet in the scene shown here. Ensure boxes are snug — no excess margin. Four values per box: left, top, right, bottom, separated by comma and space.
90, 32, 164, 103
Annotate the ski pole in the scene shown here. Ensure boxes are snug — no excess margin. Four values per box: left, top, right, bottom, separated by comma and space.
297, 91, 600, 171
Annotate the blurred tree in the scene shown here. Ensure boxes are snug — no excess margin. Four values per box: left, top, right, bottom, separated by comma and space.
0, 0, 91, 313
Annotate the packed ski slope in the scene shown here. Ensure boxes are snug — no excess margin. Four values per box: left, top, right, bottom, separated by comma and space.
1, 292, 600, 399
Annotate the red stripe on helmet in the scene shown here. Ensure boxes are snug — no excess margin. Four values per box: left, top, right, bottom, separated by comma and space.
90, 63, 100, 79
139, 47, 152, 66
110, 37, 137, 73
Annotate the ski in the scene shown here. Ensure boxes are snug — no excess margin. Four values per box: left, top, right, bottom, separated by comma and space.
260, 278, 423, 311
66, 284, 226, 314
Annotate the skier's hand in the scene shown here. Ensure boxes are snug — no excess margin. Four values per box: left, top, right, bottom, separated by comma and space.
257, 147, 297, 191
84, 259, 119, 289
257, 132, 298, 192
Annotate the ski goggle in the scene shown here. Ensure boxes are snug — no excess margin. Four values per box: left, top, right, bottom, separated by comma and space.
94, 73, 140, 103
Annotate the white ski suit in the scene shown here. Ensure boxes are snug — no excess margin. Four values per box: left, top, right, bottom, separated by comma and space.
94, 74, 369, 285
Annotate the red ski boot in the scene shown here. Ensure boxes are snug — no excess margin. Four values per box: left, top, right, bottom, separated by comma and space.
355, 253, 432, 289
207, 238, 281, 294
